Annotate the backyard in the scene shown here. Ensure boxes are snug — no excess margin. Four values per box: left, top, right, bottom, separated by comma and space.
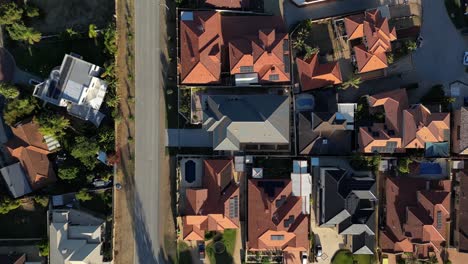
444, 0, 468, 29
0, 200, 47, 239
253, 157, 292, 178
206, 229, 237, 264
331, 250, 374, 264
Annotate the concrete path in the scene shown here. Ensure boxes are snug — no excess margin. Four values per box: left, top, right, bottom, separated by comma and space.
165, 129, 211, 147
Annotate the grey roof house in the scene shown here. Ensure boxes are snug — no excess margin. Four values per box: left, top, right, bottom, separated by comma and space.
318, 167, 377, 255
0, 163, 32, 198
298, 103, 355, 155
49, 209, 105, 264
201, 94, 290, 151
452, 107, 468, 155
33, 54, 108, 126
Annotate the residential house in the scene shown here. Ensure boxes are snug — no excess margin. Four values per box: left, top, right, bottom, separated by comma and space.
49, 209, 105, 264
380, 177, 451, 259
0, 120, 58, 198
295, 54, 342, 91
179, 11, 290, 85
203, 0, 249, 9
0, 47, 14, 83
358, 89, 450, 154
454, 170, 468, 252
452, 107, 468, 155
182, 159, 239, 241
247, 171, 310, 263
201, 94, 290, 152
318, 167, 377, 254
33, 54, 108, 126
344, 9, 397, 75
298, 103, 355, 155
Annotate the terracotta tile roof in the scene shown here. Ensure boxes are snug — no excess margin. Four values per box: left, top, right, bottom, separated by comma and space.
380, 177, 451, 258
457, 171, 468, 252
247, 179, 308, 251
296, 54, 342, 91
359, 89, 450, 153
179, 11, 290, 84
5, 120, 56, 191
344, 9, 397, 74
204, 0, 249, 9
183, 159, 239, 240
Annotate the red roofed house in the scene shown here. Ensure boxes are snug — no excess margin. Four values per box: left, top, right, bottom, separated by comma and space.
295, 54, 342, 91
248, 179, 309, 264
182, 159, 239, 241
203, 0, 249, 9
380, 177, 451, 260
179, 11, 290, 85
358, 88, 450, 154
344, 9, 397, 74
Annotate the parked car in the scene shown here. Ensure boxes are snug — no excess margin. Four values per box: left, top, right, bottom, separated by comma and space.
316, 245, 323, 258
302, 252, 308, 264
464, 51, 468, 66
93, 179, 108, 188
198, 242, 205, 261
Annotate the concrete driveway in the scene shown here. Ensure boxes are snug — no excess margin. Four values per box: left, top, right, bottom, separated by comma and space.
283, 0, 397, 29
310, 208, 345, 264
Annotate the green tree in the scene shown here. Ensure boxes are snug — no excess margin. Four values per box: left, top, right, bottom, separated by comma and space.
340, 76, 362, 89
0, 3, 23, 25
292, 38, 305, 50
0, 82, 19, 99
304, 45, 319, 60
24, 5, 39, 18
36, 113, 70, 138
76, 188, 92, 202
397, 158, 412, 174
4, 97, 37, 125
406, 40, 417, 52
387, 53, 394, 64
71, 136, 99, 169
33, 195, 49, 207
0, 195, 21, 214
65, 28, 79, 38
88, 24, 98, 39
58, 166, 80, 181
103, 24, 117, 55
37, 239, 49, 257
98, 127, 115, 151
6, 22, 41, 45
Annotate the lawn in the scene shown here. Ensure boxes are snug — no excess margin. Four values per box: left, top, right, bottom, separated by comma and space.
253, 158, 292, 178
332, 250, 374, 264
206, 229, 237, 264
0, 205, 47, 238
445, 0, 468, 29
177, 241, 192, 264
7, 37, 107, 78
80, 190, 113, 216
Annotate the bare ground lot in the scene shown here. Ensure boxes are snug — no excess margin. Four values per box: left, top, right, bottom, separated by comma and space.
29, 0, 115, 34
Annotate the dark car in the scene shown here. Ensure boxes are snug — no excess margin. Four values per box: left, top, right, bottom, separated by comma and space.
198, 242, 205, 261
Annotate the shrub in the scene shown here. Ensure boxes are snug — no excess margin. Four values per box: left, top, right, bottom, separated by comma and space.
37, 239, 49, 257
0, 82, 20, 99
397, 158, 412, 174
76, 189, 92, 202
33, 195, 49, 207
71, 136, 99, 169
36, 113, 70, 138
0, 195, 21, 214
58, 166, 80, 181
4, 97, 37, 125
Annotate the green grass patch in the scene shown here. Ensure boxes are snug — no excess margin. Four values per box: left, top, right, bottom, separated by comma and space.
253, 158, 292, 178
206, 229, 237, 264
331, 250, 374, 264
80, 190, 112, 216
444, 0, 468, 29
7, 37, 107, 78
177, 241, 192, 264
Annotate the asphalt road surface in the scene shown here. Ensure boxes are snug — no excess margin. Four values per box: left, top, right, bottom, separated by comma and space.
135, 0, 163, 262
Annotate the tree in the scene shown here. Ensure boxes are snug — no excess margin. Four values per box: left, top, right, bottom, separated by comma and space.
292, 38, 305, 50
65, 28, 79, 38
4, 97, 37, 125
406, 40, 417, 52
36, 113, 70, 138
397, 158, 412, 175
387, 53, 394, 64
37, 239, 49, 257
33, 195, 49, 207
340, 76, 362, 90
58, 166, 80, 181
0, 195, 21, 214
304, 45, 319, 60
103, 24, 117, 55
76, 188, 92, 202
88, 24, 98, 39
24, 5, 39, 18
0, 3, 23, 26
0, 82, 19, 99
6, 22, 41, 45
98, 127, 115, 151
71, 136, 99, 169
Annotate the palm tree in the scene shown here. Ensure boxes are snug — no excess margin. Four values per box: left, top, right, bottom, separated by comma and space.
292, 38, 305, 50
88, 24, 98, 39
340, 76, 362, 89
6, 22, 41, 44
304, 45, 319, 60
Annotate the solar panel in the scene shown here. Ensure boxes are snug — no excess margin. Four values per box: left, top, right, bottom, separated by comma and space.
229, 196, 239, 218
437, 211, 442, 229
271, 235, 284, 240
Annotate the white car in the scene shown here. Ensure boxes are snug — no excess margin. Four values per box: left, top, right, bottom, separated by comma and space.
302, 252, 308, 264
464, 52, 468, 66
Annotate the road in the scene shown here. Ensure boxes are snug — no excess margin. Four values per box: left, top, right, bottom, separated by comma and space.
134, 0, 164, 262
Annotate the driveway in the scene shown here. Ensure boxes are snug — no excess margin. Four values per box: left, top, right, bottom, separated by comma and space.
310, 208, 345, 264
338, 0, 468, 103
283, 0, 397, 29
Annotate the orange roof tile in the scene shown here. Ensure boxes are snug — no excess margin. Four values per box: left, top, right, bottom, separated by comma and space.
296, 54, 342, 91
354, 44, 388, 73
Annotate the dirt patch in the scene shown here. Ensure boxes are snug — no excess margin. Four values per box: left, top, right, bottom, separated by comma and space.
29, 0, 115, 34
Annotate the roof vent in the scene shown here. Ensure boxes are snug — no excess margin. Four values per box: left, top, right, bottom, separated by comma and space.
61, 248, 68, 254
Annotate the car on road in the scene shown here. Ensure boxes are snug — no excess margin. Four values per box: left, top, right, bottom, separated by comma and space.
316, 244, 322, 258
198, 242, 205, 261
464, 52, 468, 66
